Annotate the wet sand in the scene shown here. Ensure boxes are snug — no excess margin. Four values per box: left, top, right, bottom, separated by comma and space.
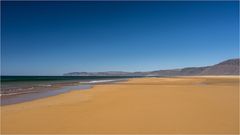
1, 85, 92, 106
1, 76, 239, 134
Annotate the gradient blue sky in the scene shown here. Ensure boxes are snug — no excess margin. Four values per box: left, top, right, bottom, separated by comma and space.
1, 1, 239, 75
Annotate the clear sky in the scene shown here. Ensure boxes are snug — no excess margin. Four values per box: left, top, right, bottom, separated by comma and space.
1, 1, 239, 75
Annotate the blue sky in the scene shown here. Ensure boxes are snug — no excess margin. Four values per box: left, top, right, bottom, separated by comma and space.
1, 1, 239, 75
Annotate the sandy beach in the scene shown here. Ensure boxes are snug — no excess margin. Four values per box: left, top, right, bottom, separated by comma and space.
1, 76, 239, 134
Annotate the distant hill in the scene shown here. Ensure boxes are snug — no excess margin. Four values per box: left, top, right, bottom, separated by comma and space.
200, 58, 240, 75
64, 58, 240, 76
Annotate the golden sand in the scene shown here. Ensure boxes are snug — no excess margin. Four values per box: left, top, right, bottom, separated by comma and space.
1, 76, 239, 134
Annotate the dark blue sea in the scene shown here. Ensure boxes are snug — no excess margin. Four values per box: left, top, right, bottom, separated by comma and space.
1, 76, 136, 105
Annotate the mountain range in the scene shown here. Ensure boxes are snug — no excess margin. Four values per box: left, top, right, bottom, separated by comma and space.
64, 58, 240, 76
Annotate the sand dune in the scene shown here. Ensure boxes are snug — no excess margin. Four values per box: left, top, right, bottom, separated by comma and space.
1, 76, 239, 134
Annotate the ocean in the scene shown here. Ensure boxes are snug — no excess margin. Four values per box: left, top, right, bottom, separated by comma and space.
1, 76, 136, 105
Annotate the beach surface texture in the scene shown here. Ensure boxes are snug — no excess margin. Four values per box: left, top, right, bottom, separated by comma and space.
1, 76, 239, 134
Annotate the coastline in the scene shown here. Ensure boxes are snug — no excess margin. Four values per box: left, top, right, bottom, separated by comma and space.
0, 85, 92, 106
2, 75, 237, 106
1, 78, 128, 106
1, 76, 239, 134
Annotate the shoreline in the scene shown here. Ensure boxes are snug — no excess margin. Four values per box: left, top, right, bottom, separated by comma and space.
1, 76, 239, 134
0, 85, 92, 106
1, 76, 238, 106
1, 78, 129, 106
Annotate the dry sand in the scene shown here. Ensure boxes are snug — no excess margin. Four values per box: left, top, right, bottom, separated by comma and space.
1, 76, 239, 134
